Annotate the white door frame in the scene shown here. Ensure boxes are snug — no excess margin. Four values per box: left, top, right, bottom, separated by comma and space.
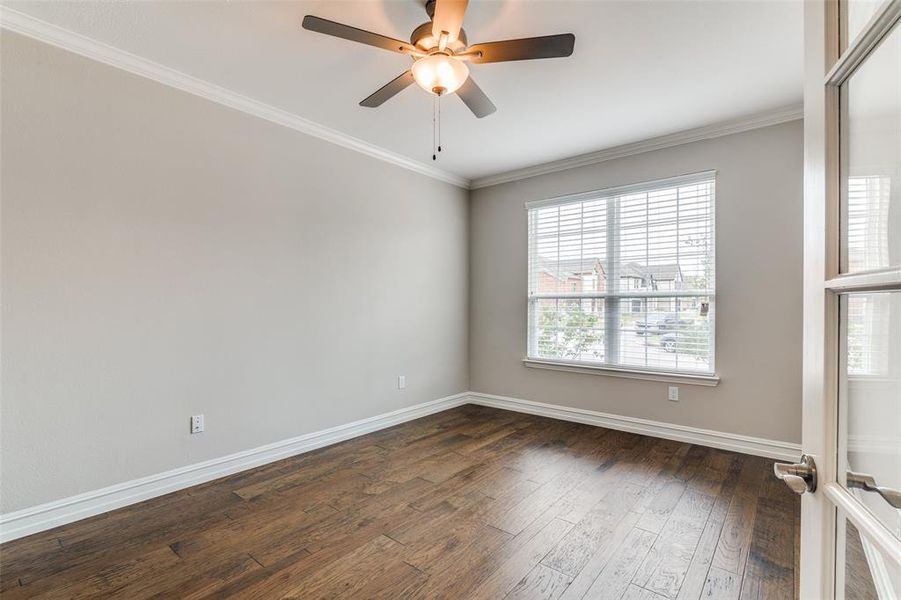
801, 1, 901, 598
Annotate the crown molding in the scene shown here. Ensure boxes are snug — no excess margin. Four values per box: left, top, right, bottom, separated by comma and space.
470, 104, 804, 189
1, 6, 803, 193
0, 7, 470, 189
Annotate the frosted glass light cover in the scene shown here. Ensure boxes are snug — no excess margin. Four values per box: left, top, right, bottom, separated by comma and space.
412, 54, 469, 95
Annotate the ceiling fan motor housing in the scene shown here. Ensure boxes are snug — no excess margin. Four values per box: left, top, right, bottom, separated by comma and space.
410, 22, 467, 53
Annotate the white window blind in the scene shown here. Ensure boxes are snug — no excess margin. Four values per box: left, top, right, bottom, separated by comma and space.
527, 172, 716, 375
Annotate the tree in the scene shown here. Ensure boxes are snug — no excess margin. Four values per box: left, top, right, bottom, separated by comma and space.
538, 302, 603, 360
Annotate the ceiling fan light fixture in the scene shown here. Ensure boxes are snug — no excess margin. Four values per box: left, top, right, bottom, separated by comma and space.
411, 53, 469, 95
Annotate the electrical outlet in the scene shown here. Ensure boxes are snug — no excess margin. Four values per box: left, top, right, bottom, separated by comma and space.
668, 386, 679, 402
190, 414, 204, 434
397, 375, 406, 390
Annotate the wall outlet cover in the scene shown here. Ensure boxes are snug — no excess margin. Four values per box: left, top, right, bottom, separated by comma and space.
190, 414, 204, 434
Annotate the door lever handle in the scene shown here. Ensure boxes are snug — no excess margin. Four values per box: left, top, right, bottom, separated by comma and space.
774, 454, 817, 495
846, 471, 901, 509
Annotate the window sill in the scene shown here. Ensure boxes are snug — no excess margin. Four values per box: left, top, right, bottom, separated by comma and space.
522, 358, 720, 386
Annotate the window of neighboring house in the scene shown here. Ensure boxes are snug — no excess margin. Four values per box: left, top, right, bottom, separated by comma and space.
527, 172, 716, 375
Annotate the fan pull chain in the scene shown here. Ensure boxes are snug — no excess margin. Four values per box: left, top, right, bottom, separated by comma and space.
431, 95, 443, 161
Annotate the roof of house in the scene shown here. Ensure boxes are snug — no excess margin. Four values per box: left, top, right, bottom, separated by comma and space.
620, 262, 683, 281
536, 257, 682, 282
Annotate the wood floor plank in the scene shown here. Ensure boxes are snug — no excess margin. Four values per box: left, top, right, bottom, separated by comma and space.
385, 488, 487, 546
467, 517, 574, 600
405, 522, 513, 599
630, 489, 716, 598
145, 554, 265, 600
709, 456, 767, 576
674, 490, 735, 600
738, 497, 795, 600
232, 444, 388, 501
1, 546, 181, 600
558, 510, 642, 600
622, 584, 671, 600
0, 406, 799, 600
277, 534, 424, 599
579, 526, 658, 600
488, 466, 591, 535
635, 479, 687, 534
506, 563, 573, 600
541, 483, 643, 576
700, 566, 742, 600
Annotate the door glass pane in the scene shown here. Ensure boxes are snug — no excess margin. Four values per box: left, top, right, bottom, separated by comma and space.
839, 292, 901, 540
844, 0, 888, 49
841, 22, 901, 273
835, 515, 901, 600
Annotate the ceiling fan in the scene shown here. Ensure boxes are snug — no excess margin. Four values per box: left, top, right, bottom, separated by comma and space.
302, 0, 576, 119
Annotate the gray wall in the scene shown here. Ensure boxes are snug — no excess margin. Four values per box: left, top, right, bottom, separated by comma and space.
469, 121, 803, 444
0, 33, 469, 513
1, 30, 805, 516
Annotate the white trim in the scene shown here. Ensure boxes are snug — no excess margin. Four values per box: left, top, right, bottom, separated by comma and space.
522, 358, 720, 386
523, 170, 717, 210
0, 392, 469, 543
470, 106, 803, 189
827, 483, 901, 572
825, 0, 901, 86
0, 6, 806, 193
467, 392, 799, 461
529, 291, 711, 300
0, 7, 469, 189
861, 532, 898, 600
0, 391, 803, 543
825, 268, 901, 292
850, 489, 900, 600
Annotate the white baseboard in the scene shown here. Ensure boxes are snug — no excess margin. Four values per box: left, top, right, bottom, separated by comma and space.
0, 392, 469, 543
1, 390, 800, 543
466, 392, 801, 462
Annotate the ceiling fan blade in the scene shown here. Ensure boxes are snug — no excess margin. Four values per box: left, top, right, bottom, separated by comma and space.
468, 34, 575, 64
302, 15, 416, 54
431, 0, 469, 44
360, 71, 416, 107
456, 76, 496, 118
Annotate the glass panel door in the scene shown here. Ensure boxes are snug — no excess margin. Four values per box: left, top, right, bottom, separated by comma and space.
829, 3, 901, 597
840, 19, 901, 273
836, 515, 901, 599
844, 0, 892, 48
838, 292, 901, 539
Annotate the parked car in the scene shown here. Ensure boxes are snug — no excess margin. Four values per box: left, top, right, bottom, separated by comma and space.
660, 332, 678, 352
634, 312, 692, 335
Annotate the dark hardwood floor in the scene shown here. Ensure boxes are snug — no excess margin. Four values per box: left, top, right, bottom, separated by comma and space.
0, 405, 800, 599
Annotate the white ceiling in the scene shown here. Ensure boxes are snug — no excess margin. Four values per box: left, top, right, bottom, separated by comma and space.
3, 0, 803, 182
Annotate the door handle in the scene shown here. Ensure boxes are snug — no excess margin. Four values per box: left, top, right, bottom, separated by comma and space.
774, 454, 817, 495
846, 471, 901, 509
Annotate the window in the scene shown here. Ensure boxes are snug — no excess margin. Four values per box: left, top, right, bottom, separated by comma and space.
527, 172, 716, 375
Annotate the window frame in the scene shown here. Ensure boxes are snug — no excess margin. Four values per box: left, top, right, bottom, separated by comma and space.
524, 171, 719, 385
